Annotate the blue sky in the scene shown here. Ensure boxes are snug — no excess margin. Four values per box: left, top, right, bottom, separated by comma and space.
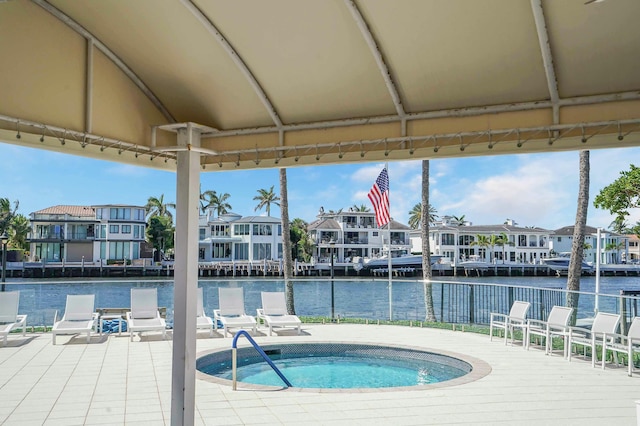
1, 143, 639, 231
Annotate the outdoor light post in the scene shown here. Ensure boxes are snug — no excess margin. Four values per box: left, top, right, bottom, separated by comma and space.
329, 238, 335, 322
0, 233, 8, 291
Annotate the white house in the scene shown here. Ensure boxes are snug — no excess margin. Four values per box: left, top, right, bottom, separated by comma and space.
411, 217, 553, 264
549, 225, 629, 264
198, 210, 282, 262
307, 207, 412, 263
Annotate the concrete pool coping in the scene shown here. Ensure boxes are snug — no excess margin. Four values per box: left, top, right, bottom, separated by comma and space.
0, 322, 638, 424
195, 340, 492, 393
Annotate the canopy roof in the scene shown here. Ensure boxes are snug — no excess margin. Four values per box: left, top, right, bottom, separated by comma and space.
1, 0, 640, 170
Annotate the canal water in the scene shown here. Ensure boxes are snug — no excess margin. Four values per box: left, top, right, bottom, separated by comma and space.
3, 275, 639, 327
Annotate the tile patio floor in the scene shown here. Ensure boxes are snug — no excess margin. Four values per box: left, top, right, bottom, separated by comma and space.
0, 323, 638, 425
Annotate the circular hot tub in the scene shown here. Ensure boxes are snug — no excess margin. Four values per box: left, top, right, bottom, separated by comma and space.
197, 342, 490, 391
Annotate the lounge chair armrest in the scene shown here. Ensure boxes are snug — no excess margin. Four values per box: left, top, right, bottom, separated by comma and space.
256, 309, 264, 318
53, 310, 58, 325
568, 326, 590, 338
601, 331, 627, 342
526, 319, 547, 328
490, 312, 508, 321
213, 309, 221, 320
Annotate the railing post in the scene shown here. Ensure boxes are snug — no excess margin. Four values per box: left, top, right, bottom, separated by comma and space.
468, 285, 475, 324
232, 347, 237, 391
620, 290, 628, 336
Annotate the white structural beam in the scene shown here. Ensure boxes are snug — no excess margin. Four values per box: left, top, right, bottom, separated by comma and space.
530, 0, 560, 123
180, 0, 283, 127
344, 0, 405, 118
32, 0, 175, 123
85, 39, 93, 133
171, 124, 200, 426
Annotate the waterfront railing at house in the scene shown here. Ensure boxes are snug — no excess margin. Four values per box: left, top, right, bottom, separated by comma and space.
3, 279, 639, 334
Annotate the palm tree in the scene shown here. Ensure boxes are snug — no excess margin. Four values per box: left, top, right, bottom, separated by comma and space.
279, 170, 295, 314
452, 215, 466, 226
199, 190, 216, 213
212, 192, 232, 216
495, 232, 513, 264
351, 204, 370, 212
470, 235, 491, 261
408, 202, 438, 229
567, 150, 590, 324
0, 198, 19, 236
145, 194, 176, 220
605, 241, 626, 264
421, 160, 436, 322
9, 214, 29, 250
253, 186, 280, 216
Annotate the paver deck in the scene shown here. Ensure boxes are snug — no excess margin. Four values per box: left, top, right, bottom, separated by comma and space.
0, 324, 637, 425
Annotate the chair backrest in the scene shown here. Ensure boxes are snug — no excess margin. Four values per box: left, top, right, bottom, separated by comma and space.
0, 291, 20, 323
509, 301, 530, 320
197, 287, 205, 317
261, 292, 287, 316
64, 294, 95, 321
626, 317, 640, 340
591, 312, 620, 334
218, 288, 246, 316
130, 288, 158, 319
546, 306, 573, 327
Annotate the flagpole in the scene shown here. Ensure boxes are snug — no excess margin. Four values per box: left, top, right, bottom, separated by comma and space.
386, 163, 392, 321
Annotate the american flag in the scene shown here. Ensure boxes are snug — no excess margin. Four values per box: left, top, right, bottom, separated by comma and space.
368, 167, 390, 227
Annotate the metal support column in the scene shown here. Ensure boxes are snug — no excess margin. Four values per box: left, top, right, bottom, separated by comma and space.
171, 124, 200, 426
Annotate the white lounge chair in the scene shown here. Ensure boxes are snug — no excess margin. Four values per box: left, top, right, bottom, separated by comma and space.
213, 288, 256, 338
489, 301, 530, 346
126, 288, 166, 342
52, 294, 98, 345
197, 287, 214, 337
0, 291, 27, 346
526, 306, 574, 356
567, 311, 620, 367
257, 292, 301, 336
602, 316, 640, 376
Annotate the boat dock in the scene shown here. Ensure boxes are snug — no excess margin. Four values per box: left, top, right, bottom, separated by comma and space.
3, 260, 639, 279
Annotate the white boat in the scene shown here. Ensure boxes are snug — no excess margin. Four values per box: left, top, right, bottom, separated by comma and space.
458, 255, 489, 270
361, 252, 444, 269
542, 253, 594, 275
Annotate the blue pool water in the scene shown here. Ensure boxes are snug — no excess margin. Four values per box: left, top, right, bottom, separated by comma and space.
197, 343, 472, 389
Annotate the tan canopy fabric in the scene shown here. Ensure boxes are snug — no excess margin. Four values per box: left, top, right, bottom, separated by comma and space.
1, 0, 640, 170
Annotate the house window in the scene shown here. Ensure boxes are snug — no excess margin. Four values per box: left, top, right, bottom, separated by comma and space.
234, 224, 250, 235
109, 208, 131, 220
518, 235, 527, 247
199, 228, 206, 240
441, 233, 455, 245
108, 241, 130, 259
109, 225, 119, 233
212, 243, 231, 258
253, 243, 271, 260
234, 243, 249, 260
211, 225, 229, 236
121, 225, 131, 234
199, 248, 205, 260
253, 224, 272, 236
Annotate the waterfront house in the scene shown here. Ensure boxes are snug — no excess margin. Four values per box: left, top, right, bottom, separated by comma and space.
198, 209, 282, 262
412, 217, 552, 264
29, 205, 146, 263
307, 207, 411, 263
627, 234, 639, 263
549, 225, 630, 264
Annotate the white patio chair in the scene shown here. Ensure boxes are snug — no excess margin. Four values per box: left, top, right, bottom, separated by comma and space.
213, 288, 256, 338
197, 287, 214, 337
52, 294, 98, 345
489, 301, 530, 346
257, 292, 301, 336
526, 306, 574, 356
126, 288, 166, 342
567, 312, 620, 368
602, 316, 640, 376
0, 291, 27, 346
